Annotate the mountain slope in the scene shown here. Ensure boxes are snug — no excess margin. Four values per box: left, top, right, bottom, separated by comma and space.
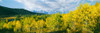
0, 6, 44, 17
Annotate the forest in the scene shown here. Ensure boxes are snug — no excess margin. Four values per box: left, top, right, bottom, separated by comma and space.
0, 2, 100, 33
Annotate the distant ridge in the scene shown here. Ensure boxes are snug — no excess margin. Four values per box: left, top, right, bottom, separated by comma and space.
0, 5, 44, 17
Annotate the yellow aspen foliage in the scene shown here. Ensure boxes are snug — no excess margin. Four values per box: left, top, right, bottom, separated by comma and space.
14, 21, 21, 32
12, 21, 16, 25
23, 24, 30, 32
6, 19, 8, 22
3, 23, 9, 29
37, 20, 45, 28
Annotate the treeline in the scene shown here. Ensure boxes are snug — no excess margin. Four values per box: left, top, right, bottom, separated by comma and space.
0, 2, 100, 33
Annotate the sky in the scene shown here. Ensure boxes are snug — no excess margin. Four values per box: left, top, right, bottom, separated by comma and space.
0, 0, 100, 14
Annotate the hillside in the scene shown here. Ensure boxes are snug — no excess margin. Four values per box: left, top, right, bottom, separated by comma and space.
0, 6, 44, 17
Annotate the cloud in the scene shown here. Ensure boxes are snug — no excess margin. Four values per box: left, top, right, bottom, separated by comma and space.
15, 0, 95, 13
94, 0, 100, 1
88, 0, 100, 2
0, 0, 2, 2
